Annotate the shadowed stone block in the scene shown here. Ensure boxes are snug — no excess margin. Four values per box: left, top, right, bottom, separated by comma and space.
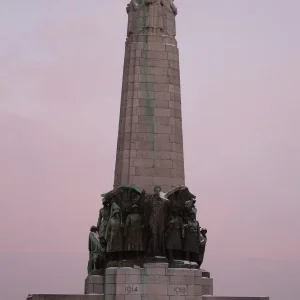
85, 275, 105, 295
105, 284, 116, 295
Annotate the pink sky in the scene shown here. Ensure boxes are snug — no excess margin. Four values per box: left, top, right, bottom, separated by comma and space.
0, 1, 299, 300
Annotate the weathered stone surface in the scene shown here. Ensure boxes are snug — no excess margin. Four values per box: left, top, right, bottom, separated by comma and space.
85, 275, 105, 295
167, 269, 195, 276
144, 263, 169, 268
142, 275, 169, 284
194, 270, 202, 277
27, 266, 268, 300
116, 283, 143, 295
168, 285, 188, 296
194, 285, 202, 296
143, 283, 168, 295
116, 267, 141, 275
106, 284, 117, 295
125, 274, 142, 284
145, 267, 166, 276
169, 275, 186, 284
106, 275, 117, 284
105, 267, 118, 274
202, 298, 269, 300
195, 277, 213, 286
114, 0, 185, 192
86, 276, 105, 284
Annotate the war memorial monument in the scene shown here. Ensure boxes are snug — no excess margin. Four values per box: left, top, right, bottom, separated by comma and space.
27, 1, 269, 300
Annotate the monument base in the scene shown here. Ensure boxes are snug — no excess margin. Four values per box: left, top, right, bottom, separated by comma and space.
99, 263, 212, 300
26, 264, 269, 300
26, 295, 269, 300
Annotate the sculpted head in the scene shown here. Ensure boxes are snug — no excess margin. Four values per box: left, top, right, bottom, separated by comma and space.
153, 185, 161, 196
102, 197, 110, 207
200, 227, 207, 235
132, 204, 139, 213
171, 208, 180, 217
185, 199, 194, 210
114, 212, 121, 220
90, 226, 97, 233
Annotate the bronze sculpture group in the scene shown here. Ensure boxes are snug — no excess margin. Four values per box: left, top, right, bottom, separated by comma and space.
88, 185, 207, 274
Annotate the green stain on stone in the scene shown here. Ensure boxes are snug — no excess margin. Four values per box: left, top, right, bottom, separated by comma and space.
139, 3, 155, 166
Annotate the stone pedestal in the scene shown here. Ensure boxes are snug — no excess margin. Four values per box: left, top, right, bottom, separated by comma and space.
85, 275, 105, 294
103, 263, 213, 300
26, 265, 269, 300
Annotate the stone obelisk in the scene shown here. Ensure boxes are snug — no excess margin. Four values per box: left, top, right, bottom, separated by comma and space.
114, 0, 185, 193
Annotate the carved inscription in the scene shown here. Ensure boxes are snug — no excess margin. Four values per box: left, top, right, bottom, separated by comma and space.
174, 286, 187, 295
124, 284, 140, 295
169, 285, 188, 296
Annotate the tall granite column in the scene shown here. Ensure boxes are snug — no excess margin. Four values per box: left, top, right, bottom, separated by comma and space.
114, 0, 185, 193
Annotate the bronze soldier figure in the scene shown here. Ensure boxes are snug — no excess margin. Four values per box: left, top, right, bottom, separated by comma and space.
105, 203, 124, 261
87, 226, 105, 274
144, 185, 170, 257
198, 227, 207, 268
97, 197, 111, 247
124, 204, 144, 258
165, 209, 185, 262
183, 211, 200, 263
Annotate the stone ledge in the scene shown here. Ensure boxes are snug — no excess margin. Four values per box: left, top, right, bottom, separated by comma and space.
106, 268, 118, 275
27, 295, 105, 300
144, 263, 169, 268
195, 278, 213, 286
202, 297, 269, 300
167, 269, 196, 276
